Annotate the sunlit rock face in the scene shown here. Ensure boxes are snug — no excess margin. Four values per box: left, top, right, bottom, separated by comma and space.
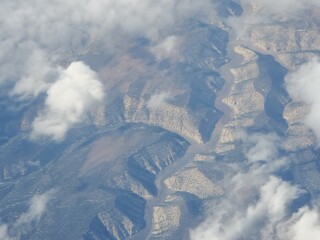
1, 1, 320, 240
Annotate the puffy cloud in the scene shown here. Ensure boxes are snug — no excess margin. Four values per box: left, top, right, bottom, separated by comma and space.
0, 189, 55, 240
285, 57, 320, 142
10, 50, 58, 99
277, 206, 320, 240
31, 61, 104, 141
235, 133, 288, 190
147, 91, 172, 109
241, 131, 280, 163
0, 0, 212, 99
0, 0, 214, 141
190, 132, 319, 240
191, 177, 302, 240
150, 36, 181, 61
14, 189, 56, 230
0, 225, 10, 240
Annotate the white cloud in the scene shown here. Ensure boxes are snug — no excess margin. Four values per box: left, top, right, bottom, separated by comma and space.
190, 132, 319, 240
285, 57, 320, 142
147, 91, 172, 109
0, 0, 214, 141
0, 189, 55, 240
241, 131, 280, 163
0, 225, 10, 240
150, 36, 181, 60
31, 61, 104, 141
232, 132, 287, 196
14, 189, 56, 229
277, 206, 320, 240
0, 0, 212, 99
10, 50, 57, 99
191, 177, 302, 240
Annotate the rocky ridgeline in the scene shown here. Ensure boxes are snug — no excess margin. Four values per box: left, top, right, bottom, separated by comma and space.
149, 193, 204, 240
244, 9, 320, 198
213, 43, 296, 156
2, 2, 320, 240
146, 166, 224, 238
83, 131, 190, 239
85, 192, 146, 240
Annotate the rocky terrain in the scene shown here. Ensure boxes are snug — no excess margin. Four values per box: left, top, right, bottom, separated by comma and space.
1, 1, 320, 239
